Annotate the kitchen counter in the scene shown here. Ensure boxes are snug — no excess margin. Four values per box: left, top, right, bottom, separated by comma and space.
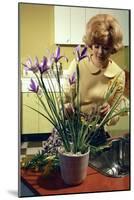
21, 166, 130, 196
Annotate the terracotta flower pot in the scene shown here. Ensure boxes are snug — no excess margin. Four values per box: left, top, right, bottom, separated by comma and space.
58, 148, 89, 185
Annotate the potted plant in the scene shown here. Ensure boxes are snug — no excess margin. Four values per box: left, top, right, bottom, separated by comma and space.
22, 45, 128, 185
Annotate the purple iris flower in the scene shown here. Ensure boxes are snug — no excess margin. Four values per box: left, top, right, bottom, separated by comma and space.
29, 78, 39, 93
38, 56, 50, 74
23, 57, 39, 74
75, 45, 89, 62
52, 46, 68, 63
69, 72, 76, 85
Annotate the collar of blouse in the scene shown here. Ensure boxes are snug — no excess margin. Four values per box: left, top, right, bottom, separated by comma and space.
85, 56, 122, 78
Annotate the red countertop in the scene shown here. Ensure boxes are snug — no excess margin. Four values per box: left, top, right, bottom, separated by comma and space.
21, 166, 130, 196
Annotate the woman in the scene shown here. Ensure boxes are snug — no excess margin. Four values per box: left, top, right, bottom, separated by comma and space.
63, 14, 127, 145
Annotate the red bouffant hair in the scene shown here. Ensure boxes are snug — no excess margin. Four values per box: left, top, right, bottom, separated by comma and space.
83, 14, 123, 54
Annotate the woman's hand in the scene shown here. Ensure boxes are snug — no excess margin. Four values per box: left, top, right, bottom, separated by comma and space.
99, 102, 110, 116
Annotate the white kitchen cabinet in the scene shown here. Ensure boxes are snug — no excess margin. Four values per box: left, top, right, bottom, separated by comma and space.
54, 6, 129, 46
54, 6, 85, 45
22, 93, 39, 134
21, 78, 64, 134
70, 7, 86, 44
54, 6, 71, 44
85, 8, 101, 23
22, 92, 54, 134
38, 96, 54, 133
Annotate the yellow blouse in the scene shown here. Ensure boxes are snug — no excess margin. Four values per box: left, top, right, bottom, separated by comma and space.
63, 56, 126, 126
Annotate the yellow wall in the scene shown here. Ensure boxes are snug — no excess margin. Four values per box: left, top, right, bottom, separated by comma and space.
111, 47, 129, 71
20, 3, 54, 75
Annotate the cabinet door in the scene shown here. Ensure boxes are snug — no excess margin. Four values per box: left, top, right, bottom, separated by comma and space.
22, 93, 39, 134
70, 7, 86, 44
86, 8, 101, 24
38, 95, 54, 133
54, 6, 71, 44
